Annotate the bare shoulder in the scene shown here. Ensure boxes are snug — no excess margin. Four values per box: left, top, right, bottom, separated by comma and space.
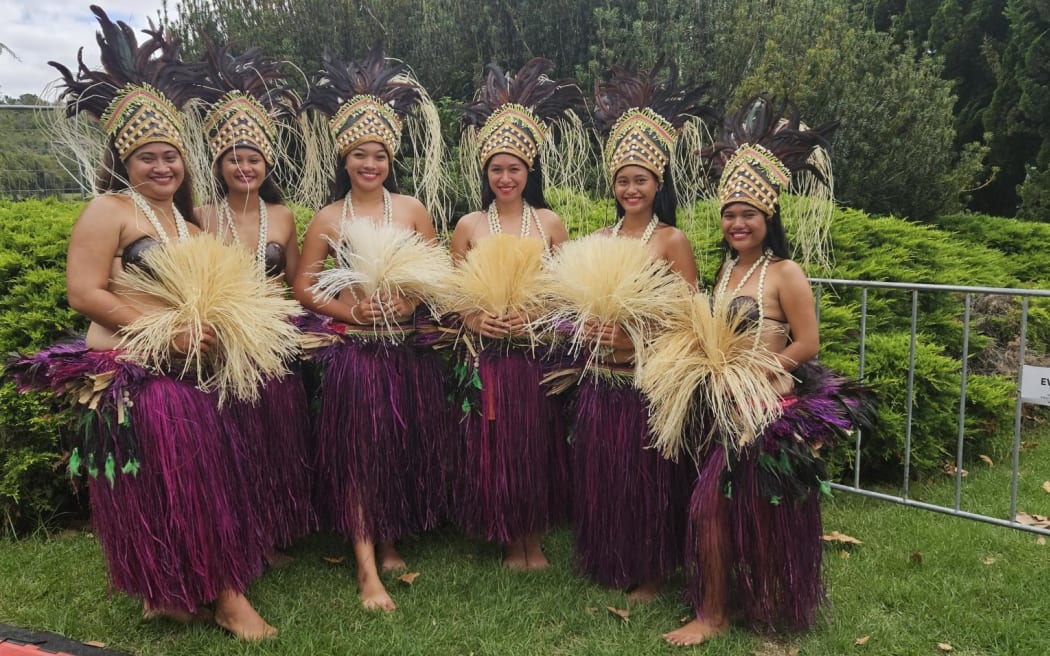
535, 207, 565, 229
392, 193, 428, 215
770, 258, 810, 287
78, 193, 131, 223
655, 224, 691, 247
453, 210, 485, 235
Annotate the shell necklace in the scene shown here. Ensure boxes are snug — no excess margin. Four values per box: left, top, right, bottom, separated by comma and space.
716, 248, 773, 340
487, 201, 550, 255
125, 189, 189, 244
611, 214, 660, 244
342, 188, 393, 226
219, 196, 268, 272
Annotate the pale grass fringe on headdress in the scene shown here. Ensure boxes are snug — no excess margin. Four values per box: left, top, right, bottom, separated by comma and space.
403, 84, 453, 233
540, 111, 594, 236
294, 110, 340, 210
538, 234, 691, 372
787, 143, 835, 270
437, 234, 548, 349
458, 125, 483, 212
44, 88, 109, 197
309, 220, 453, 333
672, 118, 717, 265
116, 234, 303, 406
637, 293, 791, 463
178, 98, 220, 210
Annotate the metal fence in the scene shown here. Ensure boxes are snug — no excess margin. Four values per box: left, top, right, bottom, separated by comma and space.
0, 104, 84, 199
812, 277, 1050, 537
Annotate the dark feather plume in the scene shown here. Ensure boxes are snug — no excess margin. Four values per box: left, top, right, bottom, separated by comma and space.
301, 44, 421, 118
48, 5, 193, 118
593, 63, 717, 134
704, 95, 839, 184
460, 58, 583, 128
195, 46, 298, 117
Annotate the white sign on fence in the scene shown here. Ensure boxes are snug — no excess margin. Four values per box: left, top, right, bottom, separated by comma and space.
1020, 365, 1050, 406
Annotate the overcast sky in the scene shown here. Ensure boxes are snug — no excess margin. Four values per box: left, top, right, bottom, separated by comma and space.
1, 1, 172, 100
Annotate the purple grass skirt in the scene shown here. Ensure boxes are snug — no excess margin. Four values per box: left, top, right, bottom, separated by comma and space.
452, 346, 570, 543
312, 326, 449, 544
11, 342, 266, 612
222, 368, 313, 550
572, 365, 692, 588
684, 363, 873, 631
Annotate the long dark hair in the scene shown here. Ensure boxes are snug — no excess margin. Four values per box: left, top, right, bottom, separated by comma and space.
96, 143, 197, 226
328, 152, 399, 203
480, 154, 549, 210
214, 146, 285, 204
613, 164, 678, 227
719, 203, 791, 260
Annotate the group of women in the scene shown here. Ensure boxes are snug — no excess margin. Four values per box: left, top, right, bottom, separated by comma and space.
11, 5, 873, 648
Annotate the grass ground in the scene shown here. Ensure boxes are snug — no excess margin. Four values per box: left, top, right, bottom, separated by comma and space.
1, 432, 1047, 656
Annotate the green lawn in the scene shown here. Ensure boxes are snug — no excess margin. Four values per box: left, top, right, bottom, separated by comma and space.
1, 436, 1047, 656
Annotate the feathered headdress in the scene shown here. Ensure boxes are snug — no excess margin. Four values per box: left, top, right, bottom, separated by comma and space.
48, 5, 195, 167
298, 45, 447, 226
705, 95, 838, 266
459, 59, 586, 211
595, 65, 716, 182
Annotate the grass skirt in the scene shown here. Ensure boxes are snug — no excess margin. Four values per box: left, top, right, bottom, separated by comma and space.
221, 367, 314, 550
11, 342, 266, 612
452, 344, 570, 543
312, 324, 448, 544
572, 365, 691, 588
684, 363, 874, 631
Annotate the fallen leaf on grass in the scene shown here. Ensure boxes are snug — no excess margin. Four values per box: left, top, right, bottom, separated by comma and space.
854, 635, 870, 645
840, 550, 851, 559
1015, 512, 1050, 529
822, 530, 862, 545
979, 454, 993, 466
321, 556, 346, 565
910, 550, 924, 565
788, 648, 800, 656
585, 607, 598, 615
398, 572, 420, 585
1042, 481, 1050, 494
1021, 441, 1038, 450
942, 463, 968, 477
937, 643, 953, 652
1037, 536, 1046, 546
83, 641, 106, 648
606, 606, 630, 623
679, 615, 691, 623
981, 556, 996, 565
85, 533, 94, 539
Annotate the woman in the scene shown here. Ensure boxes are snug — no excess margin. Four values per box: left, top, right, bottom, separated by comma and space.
449, 58, 581, 570
564, 67, 706, 601
292, 47, 447, 612
28, 8, 276, 639
661, 97, 872, 645
193, 47, 313, 563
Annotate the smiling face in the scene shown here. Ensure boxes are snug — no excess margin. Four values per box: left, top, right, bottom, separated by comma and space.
344, 141, 390, 192
125, 142, 184, 200
219, 146, 266, 194
721, 202, 769, 254
485, 154, 528, 202
613, 165, 659, 215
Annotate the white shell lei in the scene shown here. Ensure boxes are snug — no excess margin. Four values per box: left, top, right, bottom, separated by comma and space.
219, 197, 268, 272
125, 189, 190, 243
715, 248, 773, 345
611, 214, 660, 244
342, 188, 393, 226
486, 201, 550, 256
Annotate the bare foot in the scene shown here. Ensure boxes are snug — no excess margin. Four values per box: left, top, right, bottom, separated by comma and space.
524, 534, 549, 570
142, 605, 213, 624
266, 549, 295, 569
214, 591, 277, 641
359, 576, 397, 612
627, 579, 661, 604
502, 541, 528, 570
377, 541, 407, 572
663, 617, 729, 646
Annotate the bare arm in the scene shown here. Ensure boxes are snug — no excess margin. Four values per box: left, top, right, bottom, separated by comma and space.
774, 260, 820, 372
661, 228, 699, 289
292, 207, 356, 324
66, 198, 143, 332
272, 205, 300, 288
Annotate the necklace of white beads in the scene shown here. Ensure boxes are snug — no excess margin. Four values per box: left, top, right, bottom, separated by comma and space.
219, 197, 268, 272
124, 189, 190, 243
716, 248, 773, 340
611, 214, 660, 244
342, 187, 393, 226
487, 201, 550, 256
